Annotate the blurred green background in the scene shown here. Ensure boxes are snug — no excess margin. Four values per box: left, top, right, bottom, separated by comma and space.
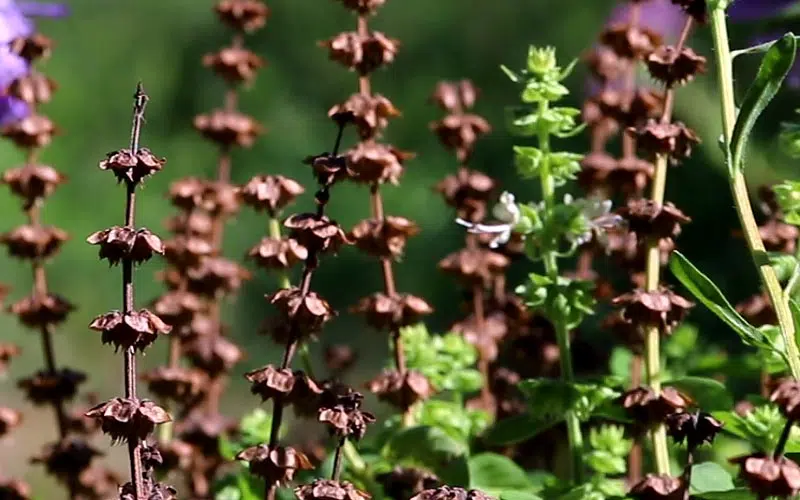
1, 0, 800, 494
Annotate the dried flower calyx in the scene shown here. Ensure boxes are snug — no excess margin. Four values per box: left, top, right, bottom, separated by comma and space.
304, 153, 350, 186
1, 224, 68, 260
236, 445, 312, 487
439, 247, 510, 287
31, 438, 101, 480
18, 368, 86, 405
183, 335, 243, 376
239, 175, 304, 215
194, 109, 263, 147
1, 163, 65, 205
99, 148, 165, 184
142, 367, 208, 405
295, 480, 371, 500
367, 370, 434, 410
436, 167, 496, 222
621, 386, 692, 425
285, 213, 351, 254
411, 486, 495, 500
2, 114, 58, 149
430, 110, 491, 163
618, 199, 691, 241
613, 288, 693, 334
203, 46, 264, 84
335, 0, 385, 15
731, 453, 800, 499
600, 24, 662, 59
318, 388, 375, 439
215, 0, 270, 32
629, 474, 685, 500
322, 31, 399, 75
330, 93, 399, 139
350, 216, 419, 259
268, 287, 335, 337
666, 411, 723, 450
631, 120, 700, 160
346, 141, 412, 185
647, 46, 706, 86
8, 293, 74, 328
87, 226, 164, 265
244, 364, 321, 404
89, 309, 172, 352
9, 73, 58, 105
85, 397, 170, 443
248, 237, 308, 270
0, 407, 23, 436
351, 293, 433, 330
771, 379, 800, 420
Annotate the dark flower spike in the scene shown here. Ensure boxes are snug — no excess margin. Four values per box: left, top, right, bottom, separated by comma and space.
18, 368, 86, 405
629, 474, 685, 500
329, 93, 400, 139
0, 224, 68, 260
318, 389, 376, 440
731, 453, 800, 499
239, 174, 305, 215
666, 411, 723, 450
248, 237, 308, 270
85, 397, 171, 444
351, 292, 433, 330
1, 163, 65, 205
89, 309, 172, 352
236, 445, 313, 487
2, 113, 58, 149
203, 46, 265, 84
99, 148, 165, 184
86, 226, 165, 265
367, 369, 434, 410
647, 46, 707, 86
8, 293, 74, 328
214, 0, 270, 32
295, 479, 371, 500
30, 438, 102, 481
321, 31, 399, 75
119, 481, 177, 500
410, 486, 495, 500
194, 109, 263, 147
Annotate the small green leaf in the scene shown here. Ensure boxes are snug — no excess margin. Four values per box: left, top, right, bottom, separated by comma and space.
382, 425, 470, 486
695, 489, 756, 500
669, 251, 771, 351
468, 453, 533, 495
665, 376, 734, 410
730, 33, 797, 174
484, 413, 557, 445
499, 492, 543, 500
690, 462, 735, 494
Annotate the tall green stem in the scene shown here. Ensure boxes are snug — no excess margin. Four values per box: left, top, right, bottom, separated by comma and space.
268, 216, 316, 376
538, 99, 584, 483
709, 7, 800, 379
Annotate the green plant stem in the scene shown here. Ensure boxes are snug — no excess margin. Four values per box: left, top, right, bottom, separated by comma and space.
538, 98, 583, 484
268, 216, 316, 377
710, 6, 800, 379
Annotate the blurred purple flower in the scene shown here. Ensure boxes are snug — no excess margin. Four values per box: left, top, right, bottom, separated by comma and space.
610, 0, 687, 44
0, 0, 66, 126
728, 0, 797, 21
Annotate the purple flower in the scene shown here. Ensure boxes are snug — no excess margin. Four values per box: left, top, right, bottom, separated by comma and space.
0, 1, 66, 125
610, 0, 687, 44
728, 0, 797, 21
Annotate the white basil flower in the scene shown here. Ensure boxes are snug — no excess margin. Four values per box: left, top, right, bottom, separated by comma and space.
455, 191, 520, 248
